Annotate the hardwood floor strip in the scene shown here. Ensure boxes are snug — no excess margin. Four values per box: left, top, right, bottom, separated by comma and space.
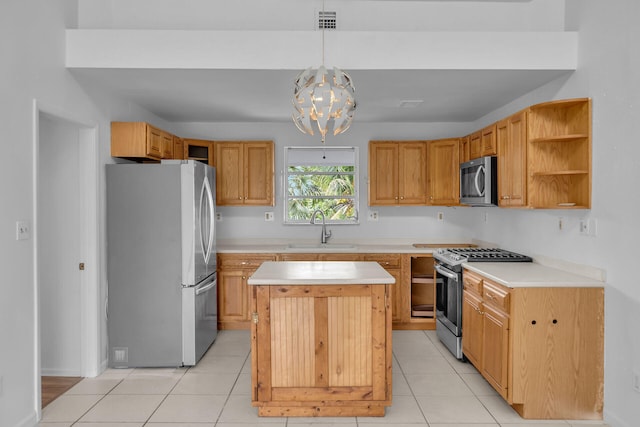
41, 376, 82, 408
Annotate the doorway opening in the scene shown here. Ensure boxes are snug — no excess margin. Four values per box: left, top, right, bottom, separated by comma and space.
33, 102, 100, 415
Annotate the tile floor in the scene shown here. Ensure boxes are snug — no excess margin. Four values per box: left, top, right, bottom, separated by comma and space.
39, 330, 610, 427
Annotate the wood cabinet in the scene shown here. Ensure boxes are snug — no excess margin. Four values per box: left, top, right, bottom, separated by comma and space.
183, 138, 214, 166
497, 111, 527, 207
250, 280, 392, 416
527, 98, 592, 208
173, 136, 185, 160
111, 122, 175, 161
427, 138, 460, 205
459, 135, 470, 163
215, 141, 274, 206
217, 253, 276, 329
480, 123, 497, 156
462, 268, 604, 419
468, 130, 482, 160
368, 141, 427, 205
363, 254, 402, 323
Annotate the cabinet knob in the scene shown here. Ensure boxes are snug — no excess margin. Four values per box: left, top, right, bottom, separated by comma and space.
395, 196, 398, 200
400, 196, 404, 200
501, 195, 510, 200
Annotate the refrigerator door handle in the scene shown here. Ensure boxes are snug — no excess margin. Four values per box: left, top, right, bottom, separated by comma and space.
199, 175, 215, 265
195, 279, 217, 296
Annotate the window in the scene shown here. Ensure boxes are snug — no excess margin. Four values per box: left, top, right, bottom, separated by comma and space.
285, 146, 358, 224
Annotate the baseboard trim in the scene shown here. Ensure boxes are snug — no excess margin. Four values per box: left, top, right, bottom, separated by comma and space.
13, 411, 38, 427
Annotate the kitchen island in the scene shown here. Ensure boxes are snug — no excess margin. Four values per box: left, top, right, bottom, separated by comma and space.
247, 261, 395, 417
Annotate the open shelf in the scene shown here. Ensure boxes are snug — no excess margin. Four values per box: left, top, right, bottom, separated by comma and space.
530, 134, 589, 143
410, 257, 435, 319
527, 99, 591, 209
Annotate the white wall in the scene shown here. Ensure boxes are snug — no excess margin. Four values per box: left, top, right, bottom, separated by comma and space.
0, 1, 177, 425
77, 0, 565, 31
460, 2, 640, 426
2, 0, 637, 426
172, 121, 475, 243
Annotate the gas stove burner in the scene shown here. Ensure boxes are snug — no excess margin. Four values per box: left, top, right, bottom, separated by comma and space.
434, 247, 532, 266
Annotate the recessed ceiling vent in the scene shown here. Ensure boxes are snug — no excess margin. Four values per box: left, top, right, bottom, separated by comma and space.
318, 11, 337, 30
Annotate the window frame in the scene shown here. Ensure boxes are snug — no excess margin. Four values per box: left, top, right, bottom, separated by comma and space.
283, 146, 359, 225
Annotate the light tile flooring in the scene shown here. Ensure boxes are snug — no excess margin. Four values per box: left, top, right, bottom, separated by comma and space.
40, 330, 610, 427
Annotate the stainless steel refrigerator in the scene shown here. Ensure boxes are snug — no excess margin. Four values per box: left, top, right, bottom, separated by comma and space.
107, 160, 217, 367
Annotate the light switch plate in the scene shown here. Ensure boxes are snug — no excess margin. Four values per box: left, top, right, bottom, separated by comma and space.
16, 221, 30, 240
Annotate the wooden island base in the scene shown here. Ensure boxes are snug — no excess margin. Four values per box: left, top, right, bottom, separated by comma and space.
248, 261, 394, 417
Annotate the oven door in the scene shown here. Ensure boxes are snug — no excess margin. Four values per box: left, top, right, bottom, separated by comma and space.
435, 263, 462, 337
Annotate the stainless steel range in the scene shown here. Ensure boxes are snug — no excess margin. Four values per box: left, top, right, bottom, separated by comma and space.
433, 248, 532, 360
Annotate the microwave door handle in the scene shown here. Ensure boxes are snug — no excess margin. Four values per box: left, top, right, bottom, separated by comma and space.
435, 264, 459, 281
475, 165, 485, 196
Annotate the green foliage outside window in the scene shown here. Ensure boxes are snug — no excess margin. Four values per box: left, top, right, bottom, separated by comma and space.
286, 165, 356, 222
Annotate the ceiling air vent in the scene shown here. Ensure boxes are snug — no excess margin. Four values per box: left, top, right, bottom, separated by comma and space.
318, 11, 337, 29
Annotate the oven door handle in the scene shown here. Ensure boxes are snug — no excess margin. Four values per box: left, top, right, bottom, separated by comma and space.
435, 264, 459, 281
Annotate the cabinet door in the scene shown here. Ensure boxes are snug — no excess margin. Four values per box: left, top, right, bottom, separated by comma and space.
160, 131, 174, 159
459, 136, 470, 164
462, 291, 484, 368
481, 124, 497, 157
497, 112, 527, 207
398, 142, 427, 204
173, 136, 185, 160
146, 125, 164, 159
253, 284, 391, 409
469, 131, 482, 160
368, 142, 399, 205
218, 269, 248, 323
427, 138, 460, 206
244, 141, 274, 206
216, 142, 244, 205
482, 304, 509, 399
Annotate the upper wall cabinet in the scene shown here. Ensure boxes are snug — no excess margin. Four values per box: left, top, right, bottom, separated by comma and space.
526, 98, 591, 209
111, 122, 175, 161
369, 141, 427, 206
481, 123, 497, 157
215, 141, 274, 206
183, 138, 215, 166
427, 138, 460, 206
497, 111, 527, 207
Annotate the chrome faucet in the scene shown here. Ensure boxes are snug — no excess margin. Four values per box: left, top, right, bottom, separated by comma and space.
310, 209, 332, 244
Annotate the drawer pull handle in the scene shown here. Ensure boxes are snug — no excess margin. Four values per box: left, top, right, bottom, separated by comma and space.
486, 293, 496, 301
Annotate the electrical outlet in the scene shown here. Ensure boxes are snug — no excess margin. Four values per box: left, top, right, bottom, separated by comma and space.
215, 212, 222, 221
437, 212, 444, 221
368, 211, 379, 221
558, 217, 565, 231
633, 371, 640, 393
264, 212, 274, 222
484, 212, 489, 224
580, 218, 598, 236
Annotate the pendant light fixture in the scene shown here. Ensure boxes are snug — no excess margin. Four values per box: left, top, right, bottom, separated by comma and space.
292, 3, 356, 144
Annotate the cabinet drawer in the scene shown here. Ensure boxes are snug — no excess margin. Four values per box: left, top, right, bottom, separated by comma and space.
463, 270, 483, 295
482, 280, 510, 312
218, 254, 276, 269
363, 254, 401, 269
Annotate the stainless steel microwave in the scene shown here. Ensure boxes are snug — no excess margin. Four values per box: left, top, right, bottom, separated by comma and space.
460, 156, 497, 206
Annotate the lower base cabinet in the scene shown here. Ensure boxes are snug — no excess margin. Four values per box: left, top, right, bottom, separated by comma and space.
462, 269, 604, 420
217, 252, 437, 331
250, 282, 392, 416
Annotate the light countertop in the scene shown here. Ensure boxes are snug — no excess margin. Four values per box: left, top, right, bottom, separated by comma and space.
463, 262, 604, 288
247, 261, 396, 285
217, 240, 473, 254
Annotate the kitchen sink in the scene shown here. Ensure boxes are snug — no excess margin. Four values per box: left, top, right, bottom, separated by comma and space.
286, 243, 358, 251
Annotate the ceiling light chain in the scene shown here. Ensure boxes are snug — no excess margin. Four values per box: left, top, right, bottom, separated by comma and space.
291, 1, 356, 144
